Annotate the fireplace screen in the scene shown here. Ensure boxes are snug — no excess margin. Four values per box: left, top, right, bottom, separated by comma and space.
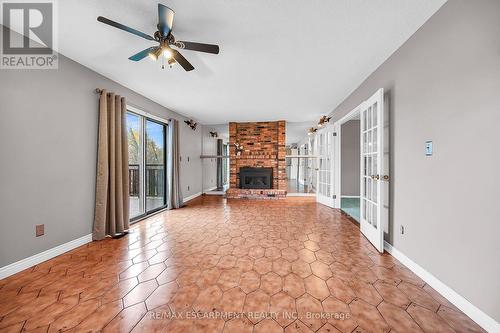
239, 167, 273, 189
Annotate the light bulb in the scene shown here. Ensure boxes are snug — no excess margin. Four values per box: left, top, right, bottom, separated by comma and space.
148, 47, 162, 61
163, 49, 172, 59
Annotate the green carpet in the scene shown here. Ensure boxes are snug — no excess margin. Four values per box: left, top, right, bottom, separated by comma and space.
341, 197, 360, 222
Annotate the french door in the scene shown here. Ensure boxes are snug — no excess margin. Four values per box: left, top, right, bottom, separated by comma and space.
360, 88, 387, 252
126, 111, 167, 221
315, 127, 336, 208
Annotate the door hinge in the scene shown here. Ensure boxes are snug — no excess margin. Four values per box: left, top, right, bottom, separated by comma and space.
332, 132, 337, 136
332, 194, 337, 199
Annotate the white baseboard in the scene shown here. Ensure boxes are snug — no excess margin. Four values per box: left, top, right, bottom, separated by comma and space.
205, 191, 226, 196
202, 186, 217, 193
0, 234, 92, 280
341, 195, 360, 198
287, 193, 316, 197
384, 241, 499, 333
183, 192, 202, 203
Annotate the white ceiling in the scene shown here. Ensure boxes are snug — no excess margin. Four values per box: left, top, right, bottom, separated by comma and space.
56, 0, 445, 124
286, 121, 317, 145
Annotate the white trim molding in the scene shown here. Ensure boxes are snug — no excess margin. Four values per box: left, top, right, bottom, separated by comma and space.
0, 234, 92, 280
203, 186, 218, 193
287, 193, 316, 197
384, 241, 500, 333
183, 192, 202, 203
127, 104, 169, 125
204, 191, 226, 196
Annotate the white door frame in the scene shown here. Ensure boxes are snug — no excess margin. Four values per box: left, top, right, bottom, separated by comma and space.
333, 88, 388, 253
315, 124, 336, 208
334, 106, 362, 208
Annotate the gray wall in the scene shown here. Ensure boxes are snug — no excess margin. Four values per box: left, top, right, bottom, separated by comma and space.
0, 43, 202, 267
328, 0, 500, 322
341, 120, 360, 197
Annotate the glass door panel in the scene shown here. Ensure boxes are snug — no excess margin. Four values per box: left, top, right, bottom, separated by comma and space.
127, 113, 144, 219
316, 129, 335, 208
286, 157, 316, 194
145, 120, 166, 213
359, 88, 385, 252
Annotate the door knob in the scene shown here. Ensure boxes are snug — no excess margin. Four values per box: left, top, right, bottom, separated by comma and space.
382, 175, 390, 181
371, 175, 380, 180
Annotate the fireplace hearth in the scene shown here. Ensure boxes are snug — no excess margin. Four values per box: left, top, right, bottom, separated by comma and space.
239, 167, 273, 189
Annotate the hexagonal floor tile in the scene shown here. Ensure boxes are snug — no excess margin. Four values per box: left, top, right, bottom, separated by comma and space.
261, 272, 283, 295
219, 287, 246, 313
240, 270, 261, 294
270, 292, 296, 327
304, 275, 330, 301
244, 290, 270, 324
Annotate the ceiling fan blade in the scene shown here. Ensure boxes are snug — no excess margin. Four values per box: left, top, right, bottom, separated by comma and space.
128, 47, 158, 61
158, 4, 175, 36
172, 50, 194, 71
177, 41, 219, 54
97, 16, 155, 41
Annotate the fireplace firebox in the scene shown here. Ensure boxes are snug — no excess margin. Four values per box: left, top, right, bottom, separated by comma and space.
239, 167, 273, 189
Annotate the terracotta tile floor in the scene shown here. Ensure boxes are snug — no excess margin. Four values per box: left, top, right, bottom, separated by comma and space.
0, 196, 486, 333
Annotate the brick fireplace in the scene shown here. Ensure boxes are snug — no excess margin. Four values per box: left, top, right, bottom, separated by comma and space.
226, 121, 287, 199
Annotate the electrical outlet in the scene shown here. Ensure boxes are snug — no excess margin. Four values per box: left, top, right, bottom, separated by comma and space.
400, 225, 405, 235
36, 224, 44, 237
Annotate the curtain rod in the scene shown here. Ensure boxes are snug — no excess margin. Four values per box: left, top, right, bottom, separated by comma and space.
95, 88, 172, 124
95, 88, 111, 95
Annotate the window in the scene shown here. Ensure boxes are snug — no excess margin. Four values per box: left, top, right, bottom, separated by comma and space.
127, 110, 167, 221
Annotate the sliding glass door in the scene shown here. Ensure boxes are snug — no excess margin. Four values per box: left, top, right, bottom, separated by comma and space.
145, 120, 166, 212
127, 113, 144, 219
127, 111, 167, 221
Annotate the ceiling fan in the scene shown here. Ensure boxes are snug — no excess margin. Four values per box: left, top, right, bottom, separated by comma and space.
97, 4, 219, 71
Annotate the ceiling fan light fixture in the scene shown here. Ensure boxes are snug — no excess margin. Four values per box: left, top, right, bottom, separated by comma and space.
97, 4, 220, 72
148, 47, 162, 61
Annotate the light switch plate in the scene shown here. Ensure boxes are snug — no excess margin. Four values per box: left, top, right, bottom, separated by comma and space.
425, 141, 433, 156
36, 224, 44, 237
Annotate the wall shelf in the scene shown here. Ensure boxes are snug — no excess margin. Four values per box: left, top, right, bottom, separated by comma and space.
232, 155, 278, 160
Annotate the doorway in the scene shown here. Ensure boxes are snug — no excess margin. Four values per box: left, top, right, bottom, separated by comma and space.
126, 109, 168, 222
286, 141, 316, 196
334, 88, 389, 252
340, 117, 361, 222
202, 124, 230, 196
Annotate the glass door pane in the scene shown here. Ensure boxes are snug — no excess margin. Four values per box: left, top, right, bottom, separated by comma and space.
222, 144, 229, 186
127, 113, 144, 219
286, 157, 316, 194
145, 120, 166, 212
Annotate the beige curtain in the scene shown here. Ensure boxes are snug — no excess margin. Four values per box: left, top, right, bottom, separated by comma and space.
93, 90, 130, 240
167, 119, 183, 209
